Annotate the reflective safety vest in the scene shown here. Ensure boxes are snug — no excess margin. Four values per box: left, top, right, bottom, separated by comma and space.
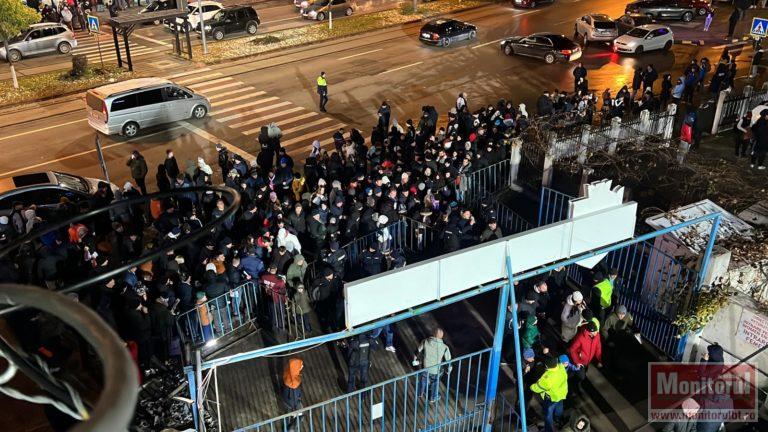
594, 278, 613, 309
317, 76, 327, 87
531, 364, 568, 402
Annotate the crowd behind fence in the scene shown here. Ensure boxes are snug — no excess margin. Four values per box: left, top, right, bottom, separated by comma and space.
715, 83, 768, 133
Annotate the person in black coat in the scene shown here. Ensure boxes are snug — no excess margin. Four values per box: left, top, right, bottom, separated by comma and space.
642, 64, 658, 92
123, 296, 152, 368
750, 109, 768, 168
631, 66, 643, 100
164, 149, 180, 180
572, 62, 587, 92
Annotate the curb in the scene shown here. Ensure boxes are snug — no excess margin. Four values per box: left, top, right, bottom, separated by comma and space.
674, 35, 753, 47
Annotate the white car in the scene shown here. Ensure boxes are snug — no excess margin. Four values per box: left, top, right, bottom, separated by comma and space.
172, 1, 224, 32
612, 24, 673, 54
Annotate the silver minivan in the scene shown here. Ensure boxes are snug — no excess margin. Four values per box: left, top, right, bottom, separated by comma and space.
0, 23, 77, 62
86, 77, 211, 137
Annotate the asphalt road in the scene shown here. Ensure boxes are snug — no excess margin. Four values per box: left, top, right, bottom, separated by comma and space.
0, 0, 756, 190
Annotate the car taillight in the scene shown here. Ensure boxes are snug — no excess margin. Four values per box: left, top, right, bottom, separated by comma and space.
102, 101, 108, 122
432, 33, 439, 40
561, 49, 572, 55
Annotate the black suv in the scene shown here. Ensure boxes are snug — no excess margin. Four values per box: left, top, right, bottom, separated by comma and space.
202, 5, 260, 40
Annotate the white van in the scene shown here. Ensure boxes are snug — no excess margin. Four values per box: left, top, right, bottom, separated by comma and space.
86, 77, 211, 137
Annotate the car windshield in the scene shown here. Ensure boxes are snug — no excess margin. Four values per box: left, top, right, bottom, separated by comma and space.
627, 28, 649, 38
187, 5, 198, 13
9, 32, 26, 43
53, 172, 89, 193
145, 1, 161, 11
212, 10, 224, 20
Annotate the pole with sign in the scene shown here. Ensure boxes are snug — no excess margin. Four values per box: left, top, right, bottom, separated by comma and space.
750, 17, 768, 39
87, 15, 105, 69
198, 0, 208, 55
95, 133, 110, 184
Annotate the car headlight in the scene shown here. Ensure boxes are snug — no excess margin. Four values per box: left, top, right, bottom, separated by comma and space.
204, 25, 211, 31
308, 10, 317, 17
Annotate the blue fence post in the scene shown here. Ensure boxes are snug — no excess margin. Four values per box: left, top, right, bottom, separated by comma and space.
696, 213, 721, 292
505, 253, 527, 431
187, 368, 199, 431
537, 188, 545, 227
484, 276, 510, 409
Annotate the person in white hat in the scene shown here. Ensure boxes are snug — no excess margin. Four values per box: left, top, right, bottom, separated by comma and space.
561, 290, 585, 343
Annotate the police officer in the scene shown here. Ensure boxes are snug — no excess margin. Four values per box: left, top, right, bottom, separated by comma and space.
361, 243, 384, 277
317, 71, 328, 112
347, 333, 373, 392
591, 268, 618, 323
323, 241, 347, 279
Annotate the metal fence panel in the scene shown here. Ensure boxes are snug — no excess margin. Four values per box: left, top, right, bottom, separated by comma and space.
461, 159, 512, 208
178, 281, 259, 347
537, 187, 573, 227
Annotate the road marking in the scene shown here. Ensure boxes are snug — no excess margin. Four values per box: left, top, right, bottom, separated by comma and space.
281, 124, 346, 148
0, 126, 182, 178
188, 77, 234, 89
0, 119, 87, 142
235, 106, 306, 130
337, 48, 383, 60
262, 16, 300, 25
180, 122, 255, 160
242, 111, 319, 134
132, 32, 174, 48
176, 72, 224, 85
193, 81, 241, 93
211, 92, 267, 107
279, 117, 336, 136
472, 38, 505, 49
165, 68, 212, 79
208, 88, 261, 101
378, 61, 423, 75
213, 97, 282, 118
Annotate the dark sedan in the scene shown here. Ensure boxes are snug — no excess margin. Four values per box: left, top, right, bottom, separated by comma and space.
501, 33, 581, 64
615, 13, 657, 35
625, 0, 707, 22
419, 19, 477, 47
512, 0, 555, 7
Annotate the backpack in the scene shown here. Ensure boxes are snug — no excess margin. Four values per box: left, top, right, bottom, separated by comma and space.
684, 111, 697, 126
681, 123, 693, 143
267, 122, 282, 139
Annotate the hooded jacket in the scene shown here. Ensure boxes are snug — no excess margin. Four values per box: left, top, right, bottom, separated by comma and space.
530, 364, 568, 403
569, 328, 602, 366
520, 319, 540, 349
277, 228, 302, 254
283, 358, 303, 389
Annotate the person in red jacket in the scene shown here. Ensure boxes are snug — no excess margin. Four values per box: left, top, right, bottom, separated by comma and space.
260, 264, 287, 329
568, 321, 602, 393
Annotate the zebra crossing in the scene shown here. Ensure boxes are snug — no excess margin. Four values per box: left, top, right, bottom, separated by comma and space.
71, 30, 160, 65
171, 70, 347, 160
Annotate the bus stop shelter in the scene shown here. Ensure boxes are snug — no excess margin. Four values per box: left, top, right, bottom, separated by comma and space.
108, 10, 194, 71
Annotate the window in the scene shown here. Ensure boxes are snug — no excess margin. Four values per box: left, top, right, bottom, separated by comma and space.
532, 37, 552, 46
86, 93, 104, 111
43, 27, 60, 37
655, 28, 669, 36
136, 89, 164, 106
27, 30, 43, 40
165, 86, 191, 100
332, 0, 346, 4
202, 5, 219, 13
111, 94, 138, 112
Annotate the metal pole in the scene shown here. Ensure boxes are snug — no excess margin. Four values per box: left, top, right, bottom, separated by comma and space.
484, 272, 510, 426
111, 26, 122, 68
95, 133, 110, 183
504, 254, 527, 431
187, 369, 199, 432
195, 349, 207, 432
696, 213, 721, 291
95, 32, 104, 69
122, 31, 133, 72
329, 10, 333, 30
214, 367, 222, 432
198, 0, 208, 55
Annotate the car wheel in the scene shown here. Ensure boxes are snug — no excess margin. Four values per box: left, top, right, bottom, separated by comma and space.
663, 40, 672, 51
682, 11, 693, 22
7, 49, 21, 62
153, 19, 161, 25
317, 12, 326, 21
192, 105, 208, 119
246, 21, 258, 34
345, 7, 353, 16
468, 30, 477, 40
697, 7, 707, 16
442, 37, 451, 47
213, 29, 225, 41
635, 45, 644, 54
544, 52, 555, 64
57, 41, 72, 54
122, 122, 139, 138
503, 44, 514, 56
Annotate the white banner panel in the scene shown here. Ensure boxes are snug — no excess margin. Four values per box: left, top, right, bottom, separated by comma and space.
439, 240, 508, 297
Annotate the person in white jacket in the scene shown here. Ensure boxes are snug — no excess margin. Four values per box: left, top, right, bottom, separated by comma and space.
277, 228, 302, 255
560, 291, 585, 343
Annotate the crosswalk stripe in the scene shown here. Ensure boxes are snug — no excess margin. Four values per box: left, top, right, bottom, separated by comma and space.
165, 67, 212, 79
214, 97, 281, 118
215, 99, 288, 121
279, 117, 336, 137
176, 72, 224, 85
188, 77, 234, 89
207, 88, 261, 101
211, 92, 266, 107
235, 106, 306, 130
74, 43, 146, 53
193, 82, 241, 93
85, 49, 155, 62
242, 111, 318, 135
281, 124, 345, 149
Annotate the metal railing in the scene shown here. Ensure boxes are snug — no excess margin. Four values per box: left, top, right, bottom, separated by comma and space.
234, 349, 494, 432
265, 287, 307, 341
493, 393, 523, 432
537, 187, 573, 227
716, 86, 768, 133
461, 159, 513, 208
490, 201, 533, 235
178, 281, 259, 347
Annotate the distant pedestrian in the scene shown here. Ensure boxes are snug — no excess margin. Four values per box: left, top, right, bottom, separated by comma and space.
127, 150, 148, 195
568, 321, 602, 392
377, 100, 391, 133
346, 333, 372, 392
572, 62, 587, 92
591, 269, 617, 323
660, 74, 673, 108
282, 357, 304, 412
317, 72, 328, 112
456, 92, 467, 112
414, 328, 452, 403
642, 64, 658, 92
726, 8, 740, 39
631, 66, 643, 100
164, 149, 179, 181
530, 355, 568, 432
750, 45, 764, 77
750, 109, 768, 169
703, 9, 714, 31
734, 112, 752, 157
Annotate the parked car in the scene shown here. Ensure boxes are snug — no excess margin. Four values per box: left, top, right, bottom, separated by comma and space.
574, 14, 618, 46
0, 23, 76, 62
615, 13, 657, 35
679, 0, 713, 16
201, 5, 260, 40
501, 33, 581, 64
171, 1, 224, 32
419, 19, 477, 47
301, 0, 354, 21
624, 0, 704, 22
140, 0, 178, 24
0, 171, 117, 219
512, 0, 555, 8
613, 24, 674, 54
86, 77, 211, 137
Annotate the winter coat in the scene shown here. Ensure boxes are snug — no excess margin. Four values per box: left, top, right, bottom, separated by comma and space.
283, 358, 303, 389
127, 156, 148, 180
417, 336, 452, 374
277, 228, 302, 254
602, 311, 634, 339
569, 328, 602, 366
560, 295, 583, 342
286, 255, 307, 287
530, 364, 568, 402
520, 319, 539, 349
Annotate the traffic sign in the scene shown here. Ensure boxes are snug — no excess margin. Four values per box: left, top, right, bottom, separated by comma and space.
751, 17, 768, 38
87, 15, 100, 33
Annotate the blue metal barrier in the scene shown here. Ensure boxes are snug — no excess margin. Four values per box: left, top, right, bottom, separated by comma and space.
178, 281, 259, 347
494, 394, 523, 432
491, 202, 533, 235
461, 160, 512, 208
235, 349, 493, 432
537, 187, 574, 227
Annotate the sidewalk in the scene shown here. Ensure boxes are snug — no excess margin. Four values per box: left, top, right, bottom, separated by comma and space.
670, 8, 766, 46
